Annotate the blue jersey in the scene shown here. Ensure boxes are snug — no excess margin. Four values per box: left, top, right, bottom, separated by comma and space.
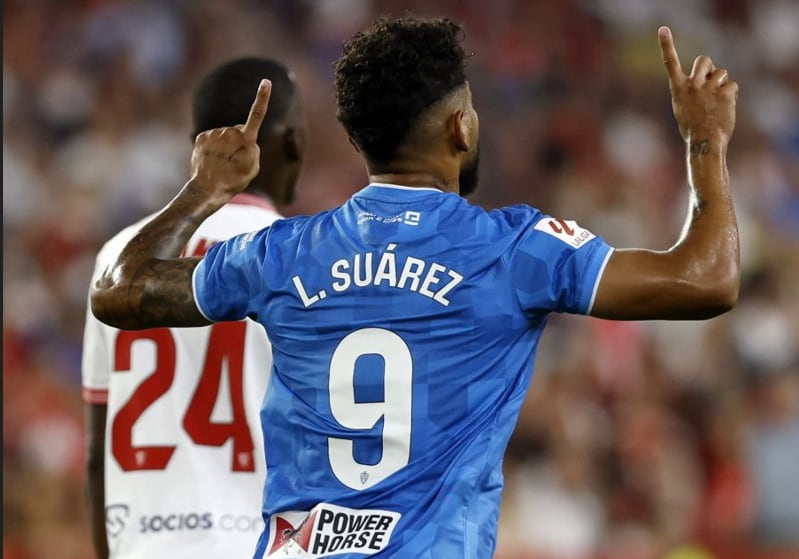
192, 183, 613, 559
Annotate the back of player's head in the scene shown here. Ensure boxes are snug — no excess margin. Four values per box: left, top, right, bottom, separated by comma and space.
192, 57, 297, 140
333, 16, 468, 165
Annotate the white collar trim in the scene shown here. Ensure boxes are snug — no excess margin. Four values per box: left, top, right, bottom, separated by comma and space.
368, 182, 443, 193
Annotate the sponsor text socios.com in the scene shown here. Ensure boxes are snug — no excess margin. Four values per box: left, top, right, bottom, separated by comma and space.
138, 512, 265, 533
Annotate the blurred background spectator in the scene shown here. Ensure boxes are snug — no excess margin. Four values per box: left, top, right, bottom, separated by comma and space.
3, 1, 798, 558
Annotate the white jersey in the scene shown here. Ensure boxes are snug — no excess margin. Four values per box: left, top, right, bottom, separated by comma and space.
82, 193, 280, 559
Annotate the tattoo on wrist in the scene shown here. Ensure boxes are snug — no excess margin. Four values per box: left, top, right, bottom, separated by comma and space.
690, 140, 710, 158
206, 150, 236, 162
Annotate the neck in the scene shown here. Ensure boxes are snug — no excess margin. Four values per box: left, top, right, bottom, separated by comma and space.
367, 172, 459, 194
248, 171, 294, 209
244, 185, 276, 202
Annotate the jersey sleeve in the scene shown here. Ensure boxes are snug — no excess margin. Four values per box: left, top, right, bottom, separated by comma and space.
192, 227, 271, 322
82, 296, 111, 404
504, 213, 614, 316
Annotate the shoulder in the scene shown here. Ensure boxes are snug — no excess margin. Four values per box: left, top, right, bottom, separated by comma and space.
469, 203, 544, 239
487, 205, 600, 249
479, 206, 604, 264
489, 204, 543, 226
215, 211, 330, 264
265, 207, 338, 240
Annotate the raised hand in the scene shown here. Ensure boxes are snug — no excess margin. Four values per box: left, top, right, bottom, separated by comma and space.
658, 26, 738, 150
190, 79, 272, 201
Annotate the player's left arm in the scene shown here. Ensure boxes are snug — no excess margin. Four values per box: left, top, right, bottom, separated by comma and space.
590, 27, 739, 321
91, 80, 272, 329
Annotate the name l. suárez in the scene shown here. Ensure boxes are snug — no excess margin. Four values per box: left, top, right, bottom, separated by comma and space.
292, 243, 463, 308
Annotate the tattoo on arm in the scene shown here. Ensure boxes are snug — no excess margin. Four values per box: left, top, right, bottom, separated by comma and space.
688, 140, 712, 216
132, 257, 207, 326
92, 179, 223, 329
689, 140, 710, 158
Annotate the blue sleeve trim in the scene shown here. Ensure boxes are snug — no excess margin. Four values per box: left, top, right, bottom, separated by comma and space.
578, 243, 614, 315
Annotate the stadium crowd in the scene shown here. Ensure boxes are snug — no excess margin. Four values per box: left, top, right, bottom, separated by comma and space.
3, 1, 798, 558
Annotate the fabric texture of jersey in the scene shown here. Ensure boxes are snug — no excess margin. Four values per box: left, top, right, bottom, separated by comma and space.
82, 194, 281, 559
192, 184, 614, 559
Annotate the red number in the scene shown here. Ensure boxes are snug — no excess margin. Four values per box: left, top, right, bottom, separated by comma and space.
184, 322, 254, 472
548, 218, 575, 236
111, 323, 255, 472
112, 329, 177, 470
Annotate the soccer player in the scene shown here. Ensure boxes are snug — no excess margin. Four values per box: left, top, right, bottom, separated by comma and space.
90, 17, 739, 559
82, 57, 306, 559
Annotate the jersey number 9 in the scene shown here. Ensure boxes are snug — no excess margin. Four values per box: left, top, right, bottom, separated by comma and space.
328, 328, 413, 490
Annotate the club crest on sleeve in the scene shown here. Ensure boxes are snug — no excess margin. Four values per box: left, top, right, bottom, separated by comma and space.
533, 218, 595, 249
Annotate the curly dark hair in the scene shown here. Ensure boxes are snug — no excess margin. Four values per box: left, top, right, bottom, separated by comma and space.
334, 16, 468, 164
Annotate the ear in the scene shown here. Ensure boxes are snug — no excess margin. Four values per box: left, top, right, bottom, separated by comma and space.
348, 136, 361, 153
282, 128, 301, 162
449, 109, 471, 153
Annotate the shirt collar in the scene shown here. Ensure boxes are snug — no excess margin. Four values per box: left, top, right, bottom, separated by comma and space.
353, 183, 449, 202
229, 193, 277, 211
367, 182, 444, 193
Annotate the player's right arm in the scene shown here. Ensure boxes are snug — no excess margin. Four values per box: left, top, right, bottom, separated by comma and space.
91, 80, 272, 330
86, 402, 109, 559
590, 27, 740, 320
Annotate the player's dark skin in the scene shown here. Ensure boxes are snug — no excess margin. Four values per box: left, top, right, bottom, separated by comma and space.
91, 28, 739, 332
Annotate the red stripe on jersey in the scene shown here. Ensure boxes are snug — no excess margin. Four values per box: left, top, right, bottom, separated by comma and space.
229, 193, 275, 212
83, 387, 109, 404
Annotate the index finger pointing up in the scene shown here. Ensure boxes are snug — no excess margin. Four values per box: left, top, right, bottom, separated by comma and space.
242, 79, 272, 143
658, 26, 684, 86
